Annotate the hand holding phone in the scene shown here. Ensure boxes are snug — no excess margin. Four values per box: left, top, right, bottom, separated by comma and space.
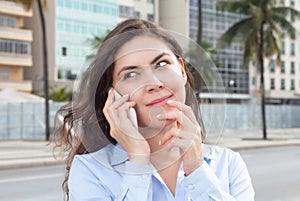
113, 88, 138, 128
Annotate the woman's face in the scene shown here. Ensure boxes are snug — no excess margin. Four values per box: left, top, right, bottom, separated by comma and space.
112, 36, 187, 129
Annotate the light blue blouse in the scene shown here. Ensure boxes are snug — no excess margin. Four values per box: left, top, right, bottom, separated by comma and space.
68, 144, 255, 201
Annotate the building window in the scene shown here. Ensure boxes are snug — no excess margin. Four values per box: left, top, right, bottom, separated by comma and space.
291, 12, 295, 22
281, 79, 285, 90
291, 79, 295, 90
252, 77, 256, 86
134, 11, 140, 18
0, 39, 30, 54
291, 61, 295, 74
119, 5, 134, 18
281, 61, 285, 73
147, 14, 154, 21
270, 60, 275, 73
0, 67, 9, 80
291, 0, 295, 5
281, 41, 285, 55
291, 42, 295, 56
0, 15, 16, 28
270, 78, 275, 90
62, 47, 67, 56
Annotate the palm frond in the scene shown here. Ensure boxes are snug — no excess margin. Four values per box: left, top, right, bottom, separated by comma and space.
272, 13, 297, 39
242, 31, 257, 68
216, 0, 251, 15
217, 17, 254, 48
264, 27, 280, 59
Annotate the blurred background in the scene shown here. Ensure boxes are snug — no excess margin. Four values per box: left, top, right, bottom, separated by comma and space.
0, 0, 299, 201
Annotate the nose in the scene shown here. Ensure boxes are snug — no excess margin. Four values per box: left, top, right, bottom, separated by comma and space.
144, 73, 164, 93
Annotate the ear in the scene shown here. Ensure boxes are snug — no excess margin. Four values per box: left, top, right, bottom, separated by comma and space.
179, 57, 187, 84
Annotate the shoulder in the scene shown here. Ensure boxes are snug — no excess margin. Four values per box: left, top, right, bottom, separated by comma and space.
70, 144, 116, 174
203, 144, 247, 173
203, 144, 240, 162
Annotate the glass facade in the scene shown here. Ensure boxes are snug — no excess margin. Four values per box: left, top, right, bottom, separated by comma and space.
55, 0, 118, 80
189, 0, 248, 95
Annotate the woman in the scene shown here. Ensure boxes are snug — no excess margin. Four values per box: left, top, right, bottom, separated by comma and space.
54, 19, 254, 201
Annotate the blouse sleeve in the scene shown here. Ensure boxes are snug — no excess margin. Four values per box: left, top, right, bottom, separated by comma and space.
182, 151, 255, 201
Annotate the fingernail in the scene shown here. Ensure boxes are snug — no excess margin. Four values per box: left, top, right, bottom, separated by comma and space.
108, 88, 113, 94
166, 100, 172, 104
158, 140, 161, 145
156, 114, 161, 118
123, 94, 129, 97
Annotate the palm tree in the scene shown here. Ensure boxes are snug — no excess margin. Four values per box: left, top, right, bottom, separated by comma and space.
216, 0, 300, 139
17, 0, 50, 141
86, 30, 110, 61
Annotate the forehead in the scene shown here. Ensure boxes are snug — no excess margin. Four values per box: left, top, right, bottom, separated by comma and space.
115, 36, 172, 61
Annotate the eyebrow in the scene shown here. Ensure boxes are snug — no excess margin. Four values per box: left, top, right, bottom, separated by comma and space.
117, 52, 170, 76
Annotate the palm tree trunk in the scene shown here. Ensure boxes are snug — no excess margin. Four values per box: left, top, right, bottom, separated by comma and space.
37, 0, 50, 141
197, 0, 202, 44
195, 0, 202, 95
258, 21, 267, 140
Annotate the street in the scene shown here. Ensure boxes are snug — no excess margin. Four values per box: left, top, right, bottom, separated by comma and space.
0, 165, 65, 201
0, 146, 299, 201
240, 145, 300, 201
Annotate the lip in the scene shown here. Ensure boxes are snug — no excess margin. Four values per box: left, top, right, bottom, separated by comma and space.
146, 95, 173, 107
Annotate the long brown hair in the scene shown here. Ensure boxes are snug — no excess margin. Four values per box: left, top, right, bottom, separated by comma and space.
53, 18, 205, 200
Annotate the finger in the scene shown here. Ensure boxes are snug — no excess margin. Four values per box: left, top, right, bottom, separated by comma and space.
103, 89, 116, 125
159, 127, 180, 145
166, 100, 197, 124
166, 138, 194, 153
103, 88, 115, 110
112, 93, 130, 109
157, 110, 192, 129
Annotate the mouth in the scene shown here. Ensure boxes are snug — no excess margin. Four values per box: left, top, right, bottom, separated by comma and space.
146, 95, 173, 107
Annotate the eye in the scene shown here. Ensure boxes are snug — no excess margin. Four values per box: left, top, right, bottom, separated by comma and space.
156, 60, 169, 68
123, 71, 137, 80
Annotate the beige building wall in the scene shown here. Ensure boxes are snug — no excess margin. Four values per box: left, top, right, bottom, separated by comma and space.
158, 0, 189, 37
0, 0, 33, 92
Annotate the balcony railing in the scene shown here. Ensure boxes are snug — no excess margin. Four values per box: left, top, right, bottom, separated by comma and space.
0, 27, 32, 41
0, 52, 32, 66
0, 80, 32, 92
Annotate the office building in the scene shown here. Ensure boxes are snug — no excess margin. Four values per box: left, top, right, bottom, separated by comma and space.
189, 0, 249, 103
25, 0, 156, 94
24, 0, 118, 94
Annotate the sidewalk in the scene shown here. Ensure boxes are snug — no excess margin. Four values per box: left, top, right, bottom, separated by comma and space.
0, 128, 299, 170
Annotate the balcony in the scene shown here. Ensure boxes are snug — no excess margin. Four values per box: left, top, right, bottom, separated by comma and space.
0, 80, 32, 92
0, 1, 32, 17
0, 27, 32, 41
0, 52, 32, 66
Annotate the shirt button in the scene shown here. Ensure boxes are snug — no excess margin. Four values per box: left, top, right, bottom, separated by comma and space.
142, 174, 148, 179
187, 184, 194, 191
